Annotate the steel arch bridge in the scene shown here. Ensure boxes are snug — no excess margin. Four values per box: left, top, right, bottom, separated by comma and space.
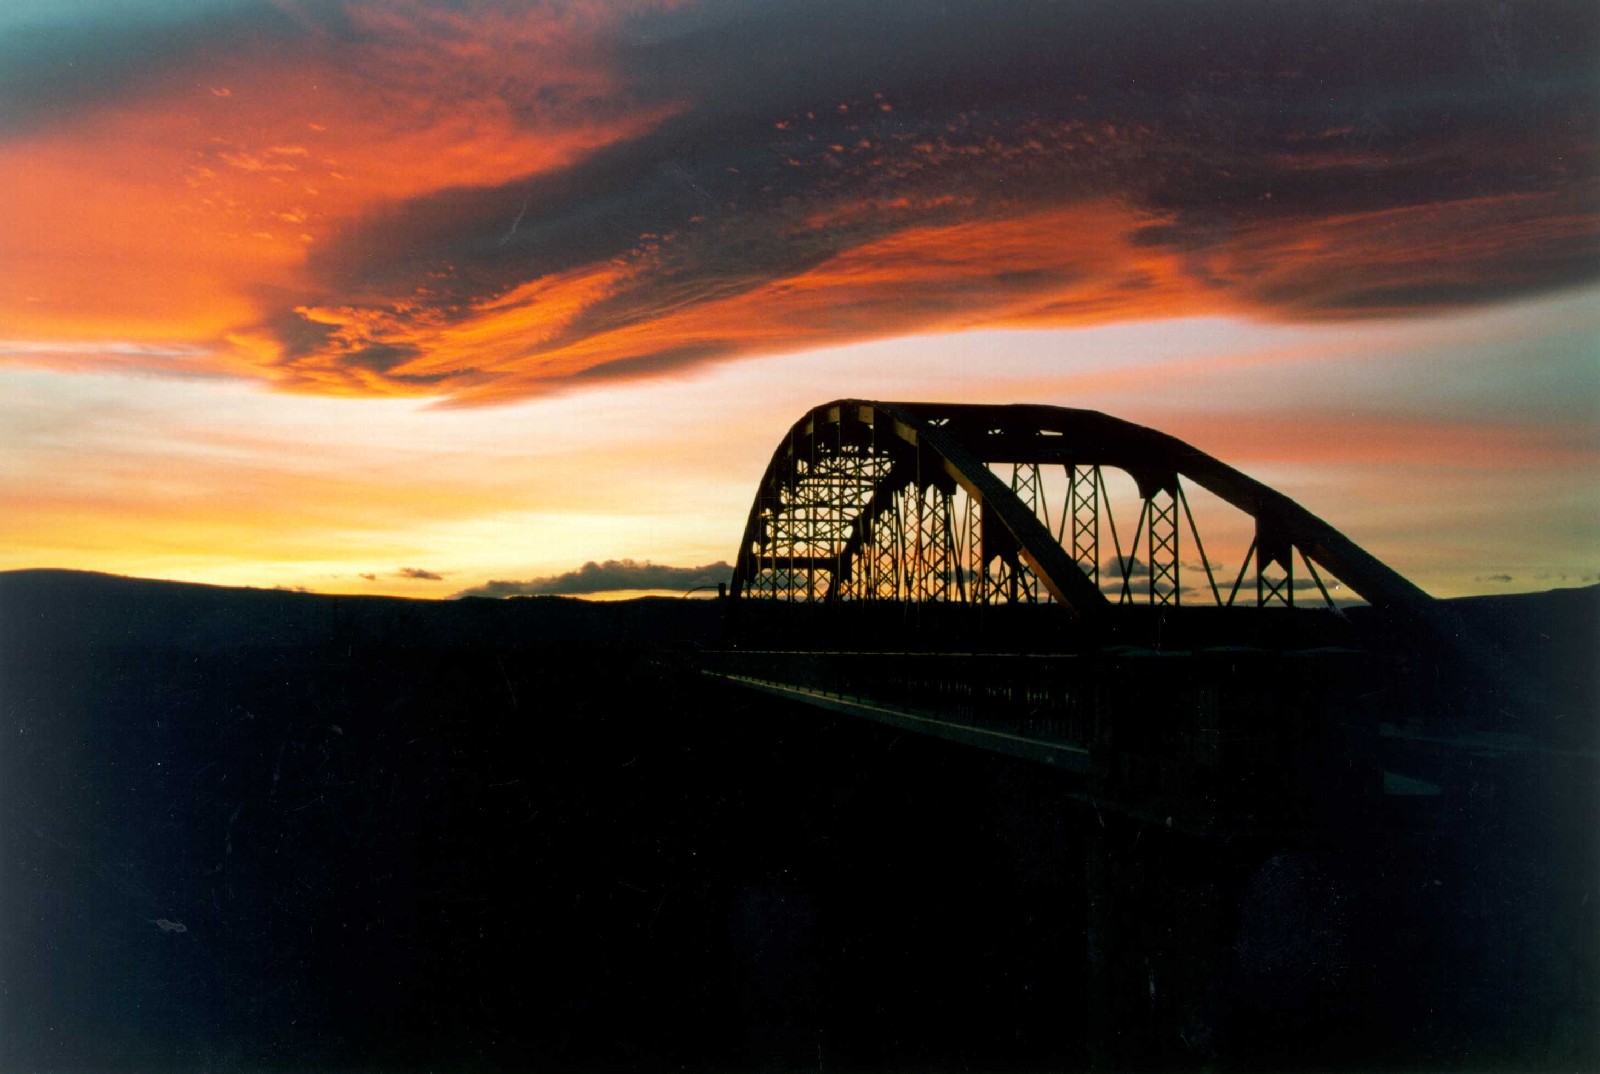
707, 400, 1519, 834
728, 399, 1449, 639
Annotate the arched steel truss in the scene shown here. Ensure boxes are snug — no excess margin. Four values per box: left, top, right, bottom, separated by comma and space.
729, 400, 1448, 634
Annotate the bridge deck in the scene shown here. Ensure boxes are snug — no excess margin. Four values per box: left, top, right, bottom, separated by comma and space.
702, 645, 1389, 835
709, 669, 1094, 772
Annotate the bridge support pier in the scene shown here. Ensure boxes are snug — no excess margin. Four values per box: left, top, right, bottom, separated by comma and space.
1085, 814, 1114, 1070
1084, 811, 1248, 1070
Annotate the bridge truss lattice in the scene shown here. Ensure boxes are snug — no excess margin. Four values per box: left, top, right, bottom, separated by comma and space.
730, 401, 1444, 633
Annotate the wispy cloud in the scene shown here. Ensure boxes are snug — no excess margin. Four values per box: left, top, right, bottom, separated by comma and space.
0, 339, 226, 379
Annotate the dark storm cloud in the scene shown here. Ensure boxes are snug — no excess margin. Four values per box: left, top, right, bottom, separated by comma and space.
0, 2, 302, 134
19, 0, 1589, 399
250, 0, 1598, 399
453, 559, 733, 598
1533, 571, 1600, 584
1105, 556, 1150, 579
346, 343, 423, 375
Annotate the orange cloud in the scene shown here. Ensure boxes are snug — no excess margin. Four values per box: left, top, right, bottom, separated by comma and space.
255, 199, 1224, 404
0, 2, 674, 355
257, 182, 1597, 407
0, 0, 1593, 405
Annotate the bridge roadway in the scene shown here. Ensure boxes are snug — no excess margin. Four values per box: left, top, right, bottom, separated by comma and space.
700, 632, 1591, 840
702, 643, 1396, 836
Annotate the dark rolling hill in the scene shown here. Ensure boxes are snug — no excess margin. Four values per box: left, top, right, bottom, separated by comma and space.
0, 568, 726, 651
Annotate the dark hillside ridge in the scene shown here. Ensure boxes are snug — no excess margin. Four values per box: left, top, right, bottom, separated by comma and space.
5, 567, 1596, 653
6, 570, 1593, 743
1446, 586, 1600, 707
0, 568, 723, 651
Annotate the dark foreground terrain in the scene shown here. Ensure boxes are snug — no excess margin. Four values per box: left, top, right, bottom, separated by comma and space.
2, 570, 1596, 1072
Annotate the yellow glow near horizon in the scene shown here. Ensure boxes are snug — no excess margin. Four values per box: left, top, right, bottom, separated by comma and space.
3, 287, 1596, 601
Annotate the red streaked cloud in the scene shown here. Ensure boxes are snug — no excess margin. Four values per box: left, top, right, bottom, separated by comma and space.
260, 201, 1219, 404
0, 0, 674, 356
0, 0, 1592, 403
1166, 191, 1600, 319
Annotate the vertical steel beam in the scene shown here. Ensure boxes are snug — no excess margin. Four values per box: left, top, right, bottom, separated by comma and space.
1070, 464, 1099, 587
1147, 487, 1179, 606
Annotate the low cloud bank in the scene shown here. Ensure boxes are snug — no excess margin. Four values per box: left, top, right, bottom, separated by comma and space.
455, 559, 732, 599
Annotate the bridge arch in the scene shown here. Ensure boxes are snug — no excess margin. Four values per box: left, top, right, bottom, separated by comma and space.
729, 400, 1448, 637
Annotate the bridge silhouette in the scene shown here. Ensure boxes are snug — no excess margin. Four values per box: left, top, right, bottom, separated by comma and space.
702, 400, 1510, 836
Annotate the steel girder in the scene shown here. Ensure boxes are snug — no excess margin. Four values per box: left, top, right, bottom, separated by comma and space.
729, 400, 1451, 638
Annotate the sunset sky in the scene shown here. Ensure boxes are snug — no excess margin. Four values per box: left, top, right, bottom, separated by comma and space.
2, 0, 1596, 599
